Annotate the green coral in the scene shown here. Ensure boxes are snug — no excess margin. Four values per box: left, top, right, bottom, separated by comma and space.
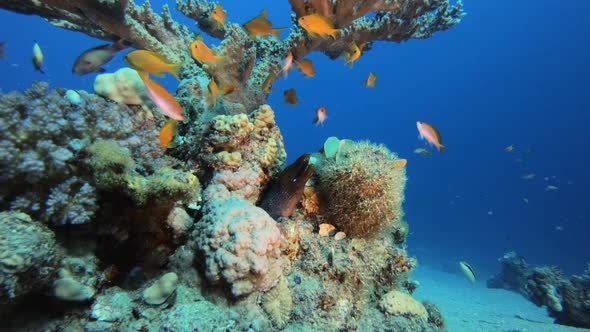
82, 140, 200, 206
315, 140, 406, 238
84, 140, 135, 189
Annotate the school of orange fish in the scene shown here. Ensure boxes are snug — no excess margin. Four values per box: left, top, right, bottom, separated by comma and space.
1, 4, 449, 153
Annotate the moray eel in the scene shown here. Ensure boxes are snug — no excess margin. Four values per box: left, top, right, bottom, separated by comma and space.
259, 154, 314, 218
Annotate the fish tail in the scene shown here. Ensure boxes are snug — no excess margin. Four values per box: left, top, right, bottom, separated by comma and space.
169, 62, 182, 80
437, 144, 447, 153
329, 29, 339, 40
272, 28, 287, 39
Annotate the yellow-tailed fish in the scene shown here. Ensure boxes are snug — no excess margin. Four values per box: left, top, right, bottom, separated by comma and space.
32, 41, 44, 73
137, 72, 184, 120
243, 10, 286, 39
73, 42, 127, 75
416, 121, 446, 152
284, 88, 298, 105
505, 144, 514, 152
208, 79, 219, 107
189, 39, 220, 64
298, 13, 339, 39
124, 50, 181, 80
365, 72, 377, 88
210, 3, 226, 26
459, 261, 476, 285
295, 59, 315, 78
313, 106, 327, 125
159, 119, 178, 148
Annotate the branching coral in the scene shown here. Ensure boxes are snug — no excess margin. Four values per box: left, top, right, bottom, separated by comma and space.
0, 0, 464, 112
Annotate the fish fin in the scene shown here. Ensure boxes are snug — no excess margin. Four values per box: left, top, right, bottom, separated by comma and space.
260, 9, 267, 18
330, 29, 339, 40
437, 144, 447, 153
272, 28, 287, 39
169, 62, 182, 80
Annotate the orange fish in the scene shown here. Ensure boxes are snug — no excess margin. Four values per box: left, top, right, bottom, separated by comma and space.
295, 59, 315, 78
298, 14, 339, 39
393, 159, 407, 168
416, 121, 445, 152
208, 79, 218, 107
221, 83, 236, 95
124, 50, 181, 80
280, 51, 294, 78
342, 41, 361, 67
262, 73, 276, 93
365, 72, 377, 87
243, 10, 286, 39
210, 3, 226, 25
190, 39, 220, 64
138, 72, 184, 120
159, 119, 178, 148
313, 106, 327, 125
284, 88, 298, 105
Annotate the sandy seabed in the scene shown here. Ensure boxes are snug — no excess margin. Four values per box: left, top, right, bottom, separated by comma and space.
414, 267, 590, 332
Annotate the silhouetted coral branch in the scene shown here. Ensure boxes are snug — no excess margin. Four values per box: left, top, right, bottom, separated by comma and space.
0, 0, 193, 62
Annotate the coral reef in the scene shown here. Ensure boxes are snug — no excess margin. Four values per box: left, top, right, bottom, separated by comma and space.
487, 251, 531, 297
488, 252, 590, 328
0, 0, 465, 330
314, 140, 407, 238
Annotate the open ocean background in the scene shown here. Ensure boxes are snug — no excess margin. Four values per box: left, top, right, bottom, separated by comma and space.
1, 0, 588, 279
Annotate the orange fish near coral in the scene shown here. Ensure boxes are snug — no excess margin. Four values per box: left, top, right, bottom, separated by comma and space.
210, 3, 226, 26
313, 106, 327, 125
221, 83, 236, 95
280, 51, 294, 78
284, 88, 298, 105
295, 59, 315, 77
124, 50, 181, 80
190, 39, 220, 64
365, 72, 377, 87
159, 119, 178, 148
262, 72, 276, 93
342, 41, 361, 67
207, 79, 219, 107
243, 10, 286, 39
138, 72, 184, 121
416, 121, 445, 152
298, 14, 339, 39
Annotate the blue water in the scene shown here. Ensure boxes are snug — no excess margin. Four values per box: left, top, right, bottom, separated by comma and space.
1, 0, 589, 278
